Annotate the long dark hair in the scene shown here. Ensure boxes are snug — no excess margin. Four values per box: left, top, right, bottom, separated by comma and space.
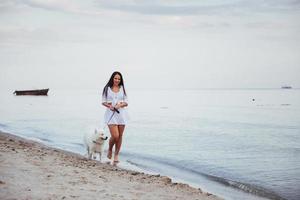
102, 71, 127, 98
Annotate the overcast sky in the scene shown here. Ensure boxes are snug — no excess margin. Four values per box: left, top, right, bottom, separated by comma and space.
0, 0, 299, 90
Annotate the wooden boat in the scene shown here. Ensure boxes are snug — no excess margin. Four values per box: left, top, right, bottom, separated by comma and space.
13, 88, 49, 96
281, 86, 292, 89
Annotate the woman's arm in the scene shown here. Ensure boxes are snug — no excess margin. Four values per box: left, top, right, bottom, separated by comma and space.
114, 102, 128, 109
120, 102, 128, 108
102, 102, 114, 111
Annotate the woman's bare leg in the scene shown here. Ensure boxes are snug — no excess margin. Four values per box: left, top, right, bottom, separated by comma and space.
107, 125, 119, 159
114, 125, 125, 162
107, 137, 114, 159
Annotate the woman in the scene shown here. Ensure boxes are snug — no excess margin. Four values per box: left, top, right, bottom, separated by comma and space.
102, 71, 128, 164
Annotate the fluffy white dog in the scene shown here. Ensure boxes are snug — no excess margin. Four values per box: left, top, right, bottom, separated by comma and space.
84, 129, 108, 161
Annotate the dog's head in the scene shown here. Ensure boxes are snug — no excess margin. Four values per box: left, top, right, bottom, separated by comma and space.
93, 129, 108, 145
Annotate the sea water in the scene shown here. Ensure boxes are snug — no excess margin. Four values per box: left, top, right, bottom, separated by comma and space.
0, 88, 299, 200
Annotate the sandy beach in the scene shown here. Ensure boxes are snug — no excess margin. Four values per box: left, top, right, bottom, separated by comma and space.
0, 131, 221, 200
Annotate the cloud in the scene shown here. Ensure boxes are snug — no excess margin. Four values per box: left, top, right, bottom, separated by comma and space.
20, 0, 76, 11
95, 1, 240, 16
0, 0, 103, 16
2, 0, 300, 17
95, 0, 300, 16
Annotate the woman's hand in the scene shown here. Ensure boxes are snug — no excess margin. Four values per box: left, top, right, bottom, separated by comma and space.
119, 102, 128, 108
114, 103, 122, 110
121, 102, 128, 108
102, 102, 115, 111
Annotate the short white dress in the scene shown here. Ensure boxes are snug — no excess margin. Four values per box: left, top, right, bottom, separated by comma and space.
102, 86, 129, 125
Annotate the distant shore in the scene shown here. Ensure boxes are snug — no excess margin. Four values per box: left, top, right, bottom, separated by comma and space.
0, 131, 221, 200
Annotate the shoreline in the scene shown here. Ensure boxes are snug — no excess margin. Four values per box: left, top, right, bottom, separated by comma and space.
0, 131, 221, 200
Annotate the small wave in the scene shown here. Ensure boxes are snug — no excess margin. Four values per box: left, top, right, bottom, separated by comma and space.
126, 160, 153, 170
35, 137, 53, 143
123, 152, 287, 200
71, 142, 85, 148
203, 174, 287, 200
0, 123, 8, 128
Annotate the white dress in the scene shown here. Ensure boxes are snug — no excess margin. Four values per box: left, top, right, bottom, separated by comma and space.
102, 86, 129, 125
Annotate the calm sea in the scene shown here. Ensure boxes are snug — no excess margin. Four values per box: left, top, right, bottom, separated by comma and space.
0, 88, 299, 200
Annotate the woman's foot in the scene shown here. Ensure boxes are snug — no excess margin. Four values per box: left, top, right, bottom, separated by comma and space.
107, 150, 112, 159
113, 154, 119, 163
113, 161, 119, 166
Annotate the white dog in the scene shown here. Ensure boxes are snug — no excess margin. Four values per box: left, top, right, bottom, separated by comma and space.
84, 129, 108, 161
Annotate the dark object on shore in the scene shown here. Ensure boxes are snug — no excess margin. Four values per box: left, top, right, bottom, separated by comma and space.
281, 86, 292, 89
13, 88, 49, 96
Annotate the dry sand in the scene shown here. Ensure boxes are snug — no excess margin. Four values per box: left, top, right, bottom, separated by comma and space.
0, 131, 222, 200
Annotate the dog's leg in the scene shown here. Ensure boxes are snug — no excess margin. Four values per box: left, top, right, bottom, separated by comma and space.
87, 147, 92, 159
99, 152, 102, 162
86, 147, 89, 158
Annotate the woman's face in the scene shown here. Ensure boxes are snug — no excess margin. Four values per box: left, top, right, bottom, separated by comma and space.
113, 74, 121, 86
